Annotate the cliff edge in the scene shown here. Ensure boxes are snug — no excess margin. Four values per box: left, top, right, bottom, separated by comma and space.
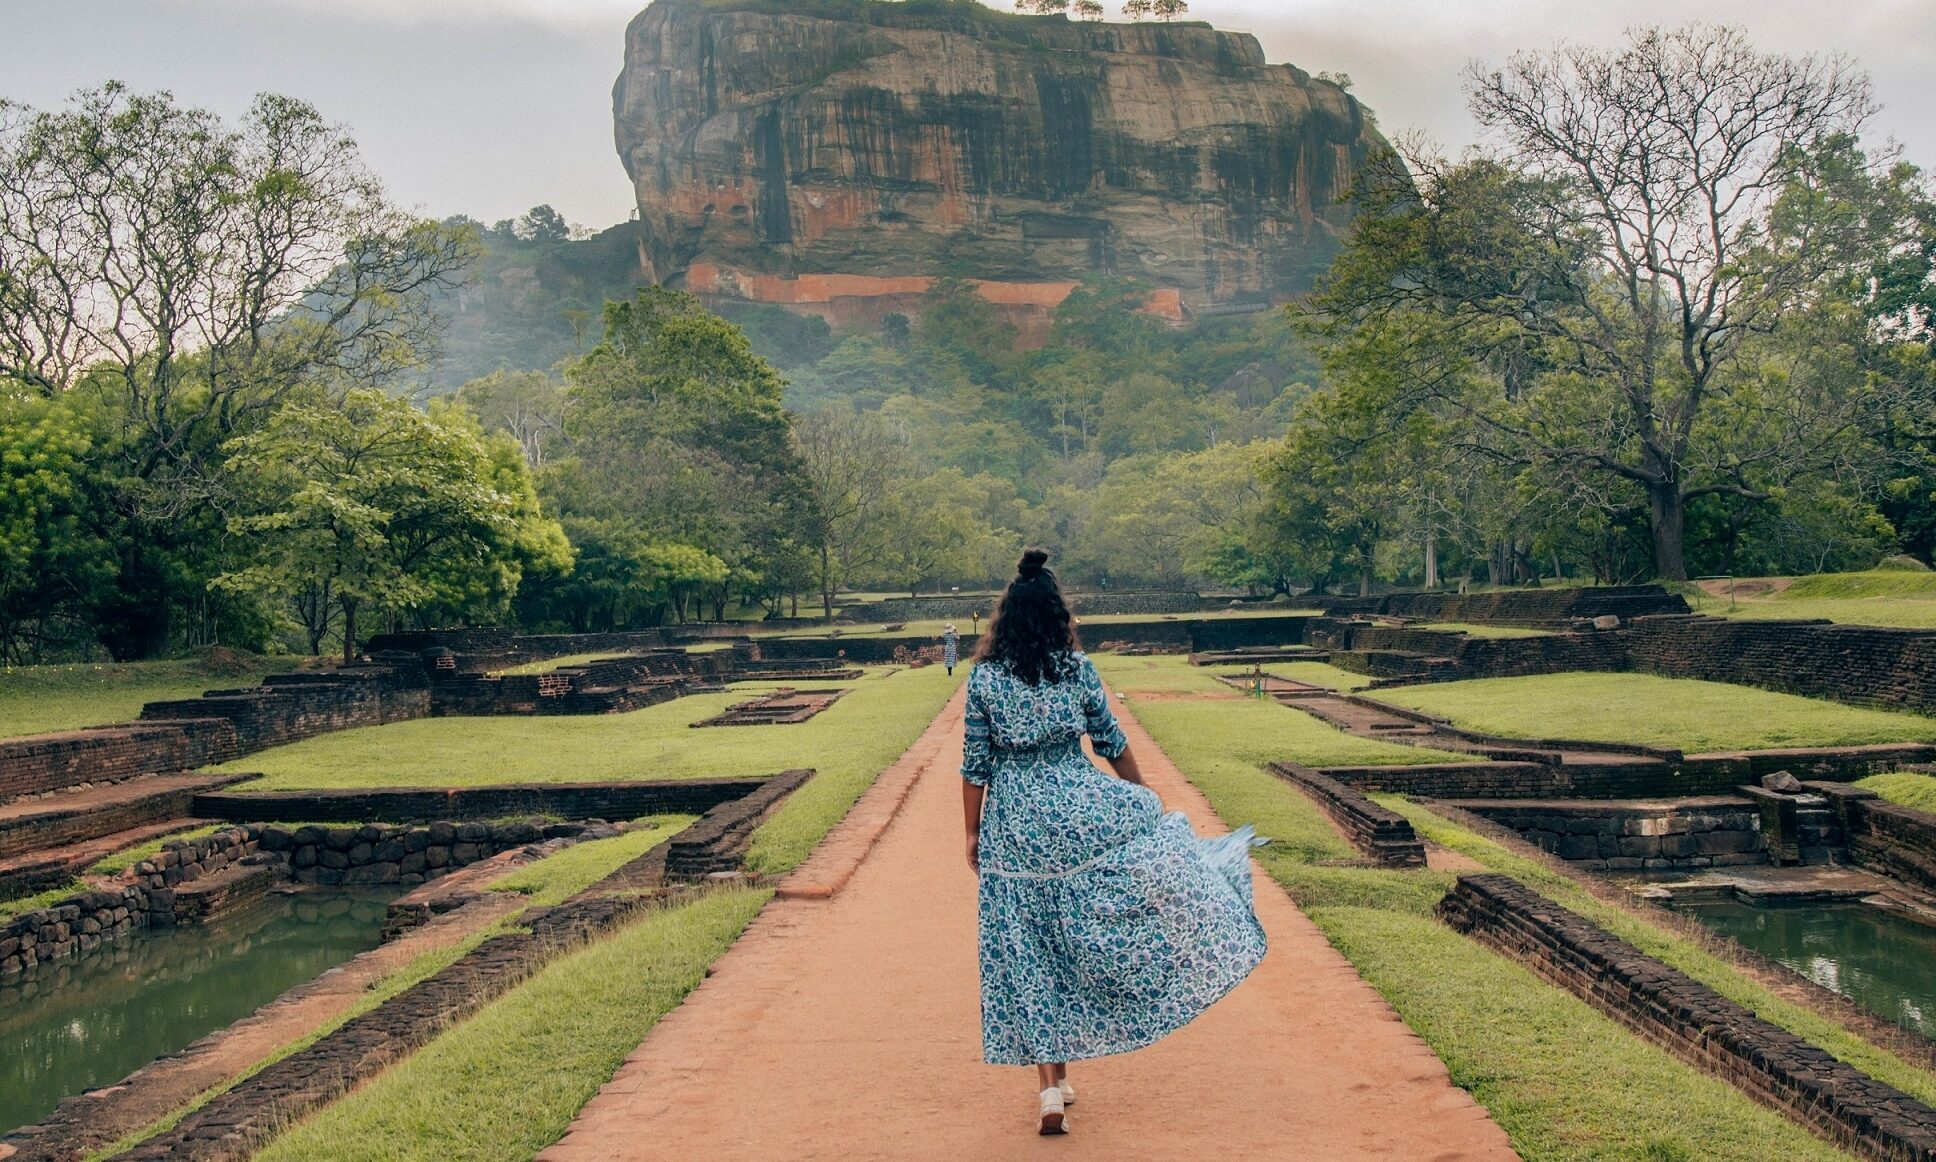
614, 0, 1388, 321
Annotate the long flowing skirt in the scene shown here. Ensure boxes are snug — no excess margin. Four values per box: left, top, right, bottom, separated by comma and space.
974, 745, 1267, 1065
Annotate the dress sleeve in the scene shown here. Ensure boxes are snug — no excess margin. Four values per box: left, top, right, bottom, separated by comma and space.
1080, 657, 1128, 760
960, 672, 994, 786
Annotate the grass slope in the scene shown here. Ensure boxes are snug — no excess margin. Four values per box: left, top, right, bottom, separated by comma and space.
1376, 672, 1936, 751
223, 667, 955, 790
1713, 571, 1936, 629
1855, 772, 1936, 817
255, 887, 770, 1162
489, 817, 696, 906
1092, 655, 1934, 1159
1101, 656, 1468, 771
1414, 622, 1555, 638
221, 666, 959, 876
0, 654, 302, 739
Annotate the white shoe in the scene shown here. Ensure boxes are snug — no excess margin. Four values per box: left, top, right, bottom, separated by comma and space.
1058, 1078, 1076, 1106
1038, 1086, 1069, 1135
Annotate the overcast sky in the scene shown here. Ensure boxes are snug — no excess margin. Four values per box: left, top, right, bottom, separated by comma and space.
5, 0, 1932, 229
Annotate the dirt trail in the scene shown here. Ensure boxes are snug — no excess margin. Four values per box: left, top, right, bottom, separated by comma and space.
541, 686, 1515, 1161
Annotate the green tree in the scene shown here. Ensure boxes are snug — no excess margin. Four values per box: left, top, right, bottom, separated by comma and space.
0, 393, 116, 662
0, 84, 477, 655
553, 288, 811, 623
1312, 28, 1883, 580
793, 404, 905, 619
456, 370, 566, 467
216, 389, 565, 662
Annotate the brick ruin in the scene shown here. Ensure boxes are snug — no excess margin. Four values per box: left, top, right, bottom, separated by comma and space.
0, 771, 810, 988
693, 688, 848, 728
1440, 874, 1936, 1162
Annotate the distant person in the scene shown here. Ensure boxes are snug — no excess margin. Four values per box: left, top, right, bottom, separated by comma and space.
942, 623, 960, 676
959, 548, 1266, 1136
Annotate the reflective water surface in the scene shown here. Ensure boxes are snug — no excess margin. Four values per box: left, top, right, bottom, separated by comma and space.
0, 890, 392, 1133
1673, 897, 1936, 1037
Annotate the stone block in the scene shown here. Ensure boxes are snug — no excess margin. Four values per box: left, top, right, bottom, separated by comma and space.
319, 849, 351, 870
1556, 834, 1600, 860
451, 842, 481, 865
373, 838, 407, 862
347, 842, 374, 865
322, 828, 356, 852
425, 846, 450, 868
292, 845, 318, 869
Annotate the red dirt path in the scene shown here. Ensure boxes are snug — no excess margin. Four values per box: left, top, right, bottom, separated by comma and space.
541, 687, 1516, 1160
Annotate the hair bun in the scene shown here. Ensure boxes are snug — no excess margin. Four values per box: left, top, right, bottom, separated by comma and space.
1016, 548, 1049, 581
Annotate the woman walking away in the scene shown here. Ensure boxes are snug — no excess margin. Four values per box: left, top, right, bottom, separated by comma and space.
942, 623, 960, 676
960, 549, 1266, 1136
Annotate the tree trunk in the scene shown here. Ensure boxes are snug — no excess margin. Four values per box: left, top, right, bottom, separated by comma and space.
1649, 484, 1689, 581
1423, 530, 1440, 590
1358, 546, 1374, 597
340, 599, 358, 666
819, 544, 835, 623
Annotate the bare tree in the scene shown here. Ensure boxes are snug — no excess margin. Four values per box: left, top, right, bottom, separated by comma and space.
0, 85, 477, 489
1455, 26, 1877, 578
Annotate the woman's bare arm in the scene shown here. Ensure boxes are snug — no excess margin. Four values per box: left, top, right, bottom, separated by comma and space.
1100, 742, 1146, 786
962, 781, 985, 871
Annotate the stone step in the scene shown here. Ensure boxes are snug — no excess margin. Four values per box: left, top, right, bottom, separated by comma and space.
0, 774, 256, 861
0, 818, 214, 901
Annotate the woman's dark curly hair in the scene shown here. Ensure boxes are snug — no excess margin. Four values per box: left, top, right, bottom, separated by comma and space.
974, 548, 1081, 685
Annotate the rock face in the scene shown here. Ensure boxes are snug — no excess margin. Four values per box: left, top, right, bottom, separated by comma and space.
613, 0, 1388, 321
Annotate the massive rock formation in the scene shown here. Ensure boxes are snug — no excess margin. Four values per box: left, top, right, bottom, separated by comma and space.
614, 0, 1388, 324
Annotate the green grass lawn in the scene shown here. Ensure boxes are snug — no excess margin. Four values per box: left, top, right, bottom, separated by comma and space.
1375, 672, 1936, 752
0, 653, 303, 738
255, 887, 769, 1162
1855, 771, 1936, 816
1414, 622, 1555, 639
1096, 656, 1471, 777
219, 665, 960, 876
489, 817, 696, 906
1108, 666, 1929, 1158
1707, 570, 1936, 629
495, 651, 643, 676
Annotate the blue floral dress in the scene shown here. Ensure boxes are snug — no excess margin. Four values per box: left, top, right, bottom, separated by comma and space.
962, 652, 1267, 1065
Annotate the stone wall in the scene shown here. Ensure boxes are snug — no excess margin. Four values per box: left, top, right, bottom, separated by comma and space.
1319, 748, 1922, 802
663, 768, 814, 879
1627, 616, 1936, 717
2, 825, 265, 979
840, 590, 1204, 623
268, 819, 604, 888
1267, 762, 1425, 867
0, 885, 144, 981
1812, 783, 1936, 895
0, 719, 238, 803
0, 774, 258, 860
1439, 873, 1936, 1161
1444, 798, 1765, 870
1305, 620, 1632, 686
140, 666, 430, 754
194, 777, 773, 825
1329, 585, 1691, 625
